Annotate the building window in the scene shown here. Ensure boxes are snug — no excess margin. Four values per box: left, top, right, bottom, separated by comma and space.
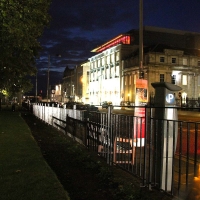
129, 75, 131, 85
183, 58, 187, 65
182, 75, 187, 85
160, 57, 165, 63
111, 67, 114, 78
160, 74, 164, 82
115, 66, 119, 77
198, 76, 200, 86
172, 75, 176, 84
87, 71, 89, 84
198, 60, 200, 67
106, 68, 109, 79
172, 57, 176, 64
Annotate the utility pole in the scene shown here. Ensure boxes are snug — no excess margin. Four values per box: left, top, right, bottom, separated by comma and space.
139, 0, 144, 79
47, 55, 50, 102
46, 54, 61, 102
36, 70, 37, 103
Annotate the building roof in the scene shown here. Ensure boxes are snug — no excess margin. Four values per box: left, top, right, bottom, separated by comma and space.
127, 26, 200, 35
91, 34, 132, 53
63, 66, 74, 78
124, 43, 200, 61
91, 26, 200, 54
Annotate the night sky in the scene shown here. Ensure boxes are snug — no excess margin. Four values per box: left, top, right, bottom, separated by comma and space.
34, 0, 200, 95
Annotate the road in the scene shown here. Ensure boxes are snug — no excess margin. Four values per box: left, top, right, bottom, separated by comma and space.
100, 107, 200, 122
100, 107, 200, 157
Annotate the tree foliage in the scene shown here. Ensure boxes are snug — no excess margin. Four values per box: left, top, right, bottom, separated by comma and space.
0, 0, 51, 96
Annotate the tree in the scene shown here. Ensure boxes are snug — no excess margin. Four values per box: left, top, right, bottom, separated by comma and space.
0, 0, 51, 96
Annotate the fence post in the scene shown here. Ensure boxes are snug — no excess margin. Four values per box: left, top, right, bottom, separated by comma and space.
107, 105, 113, 165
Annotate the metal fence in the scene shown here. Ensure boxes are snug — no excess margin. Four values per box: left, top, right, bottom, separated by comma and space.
32, 103, 200, 199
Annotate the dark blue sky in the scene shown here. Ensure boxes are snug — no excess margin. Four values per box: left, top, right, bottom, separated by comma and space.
35, 0, 200, 94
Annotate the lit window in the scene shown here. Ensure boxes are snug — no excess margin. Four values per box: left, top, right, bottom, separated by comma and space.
129, 75, 131, 85
160, 57, 165, 63
172, 58, 176, 64
111, 67, 114, 78
115, 66, 119, 77
160, 74, 164, 82
182, 75, 187, 85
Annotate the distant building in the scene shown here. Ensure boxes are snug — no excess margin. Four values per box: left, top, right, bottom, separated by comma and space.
52, 84, 62, 102
80, 61, 90, 104
62, 66, 75, 102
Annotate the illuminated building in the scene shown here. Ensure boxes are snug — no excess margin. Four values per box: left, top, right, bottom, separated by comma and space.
88, 26, 200, 106
89, 34, 135, 105
53, 84, 62, 102
80, 61, 90, 104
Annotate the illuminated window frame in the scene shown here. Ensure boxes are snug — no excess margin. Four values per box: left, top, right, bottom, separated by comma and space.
182, 75, 187, 85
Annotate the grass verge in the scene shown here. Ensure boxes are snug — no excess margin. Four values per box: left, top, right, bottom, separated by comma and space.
0, 110, 69, 200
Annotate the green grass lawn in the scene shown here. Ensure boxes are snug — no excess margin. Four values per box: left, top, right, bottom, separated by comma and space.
0, 109, 69, 200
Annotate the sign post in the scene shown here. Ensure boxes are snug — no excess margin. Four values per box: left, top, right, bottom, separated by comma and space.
134, 79, 148, 147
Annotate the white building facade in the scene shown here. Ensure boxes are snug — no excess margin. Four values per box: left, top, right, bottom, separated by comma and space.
89, 44, 138, 105
88, 34, 136, 105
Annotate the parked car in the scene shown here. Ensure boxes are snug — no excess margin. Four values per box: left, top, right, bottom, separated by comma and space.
84, 104, 99, 112
64, 101, 85, 110
101, 101, 112, 109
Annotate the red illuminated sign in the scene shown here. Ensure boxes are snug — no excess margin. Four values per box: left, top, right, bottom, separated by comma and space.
134, 79, 148, 147
92, 34, 131, 53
